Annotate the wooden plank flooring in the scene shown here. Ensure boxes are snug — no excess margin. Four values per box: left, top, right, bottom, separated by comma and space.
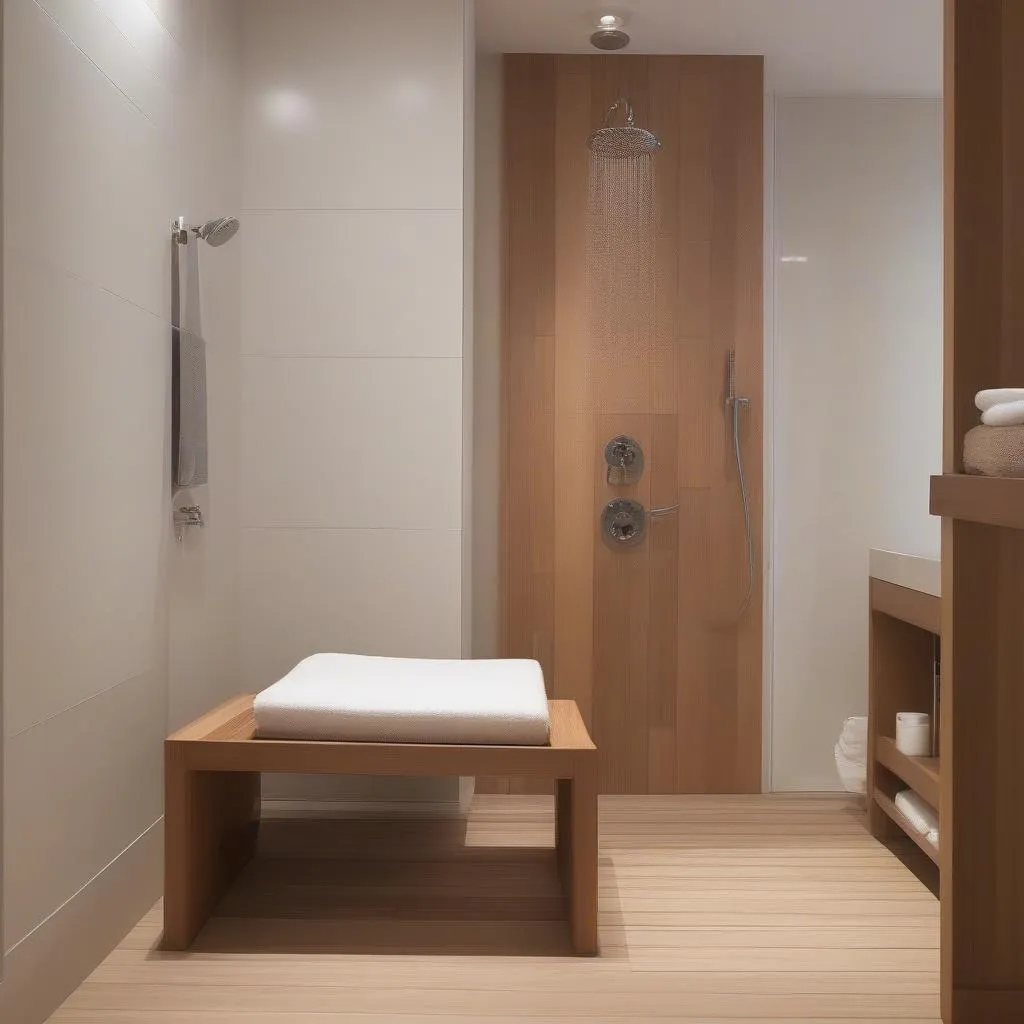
49, 795, 939, 1023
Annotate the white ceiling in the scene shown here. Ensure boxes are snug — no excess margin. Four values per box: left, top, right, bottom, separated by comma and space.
475, 0, 943, 97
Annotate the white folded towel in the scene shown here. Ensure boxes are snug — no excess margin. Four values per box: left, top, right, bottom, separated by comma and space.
981, 400, 1024, 427
253, 653, 551, 745
976, 388, 1024, 412
894, 789, 939, 838
837, 716, 867, 763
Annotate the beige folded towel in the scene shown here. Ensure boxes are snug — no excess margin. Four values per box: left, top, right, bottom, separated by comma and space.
964, 424, 1024, 477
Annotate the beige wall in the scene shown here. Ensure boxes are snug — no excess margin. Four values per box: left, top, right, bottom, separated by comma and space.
237, 0, 472, 810
770, 97, 943, 790
0, 1, 243, 1019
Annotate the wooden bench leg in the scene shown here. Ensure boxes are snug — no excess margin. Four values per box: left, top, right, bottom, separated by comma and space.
164, 747, 260, 950
556, 771, 598, 955
556, 778, 573, 888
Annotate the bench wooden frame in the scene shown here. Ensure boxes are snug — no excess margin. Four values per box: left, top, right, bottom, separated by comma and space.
164, 696, 599, 954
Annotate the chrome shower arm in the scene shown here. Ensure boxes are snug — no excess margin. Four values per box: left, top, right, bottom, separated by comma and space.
603, 97, 636, 128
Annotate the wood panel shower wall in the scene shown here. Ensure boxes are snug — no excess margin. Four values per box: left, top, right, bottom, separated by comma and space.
499, 56, 764, 794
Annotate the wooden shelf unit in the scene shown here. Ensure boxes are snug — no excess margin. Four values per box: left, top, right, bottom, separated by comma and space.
873, 789, 939, 867
938, 4, 1024, 1019
930, 473, 1024, 529
867, 577, 941, 863
876, 735, 940, 810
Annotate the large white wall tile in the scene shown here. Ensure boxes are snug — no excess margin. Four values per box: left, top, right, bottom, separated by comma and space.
239, 356, 463, 530
238, 527, 463, 691
142, 0, 203, 50
5, 0, 173, 320
35, 0, 174, 126
241, 0, 464, 211
241, 211, 463, 357
3, 669, 164, 947
4, 255, 169, 736
92, 0, 187, 91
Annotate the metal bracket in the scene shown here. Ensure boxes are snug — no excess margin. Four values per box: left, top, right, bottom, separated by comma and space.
174, 504, 205, 542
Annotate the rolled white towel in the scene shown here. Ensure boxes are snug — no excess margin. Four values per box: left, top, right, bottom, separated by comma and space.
837, 716, 867, 763
981, 400, 1024, 427
894, 789, 939, 837
926, 829, 939, 850
976, 388, 1024, 412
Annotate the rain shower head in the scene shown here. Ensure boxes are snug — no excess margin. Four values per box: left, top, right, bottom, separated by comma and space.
172, 215, 240, 247
587, 98, 661, 159
196, 216, 240, 246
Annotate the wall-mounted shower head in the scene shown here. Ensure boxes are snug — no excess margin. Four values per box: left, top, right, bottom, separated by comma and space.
587, 98, 661, 159
196, 216, 240, 247
172, 215, 240, 247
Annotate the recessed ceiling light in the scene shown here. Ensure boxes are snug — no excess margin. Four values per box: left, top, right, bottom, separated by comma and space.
599, 14, 621, 28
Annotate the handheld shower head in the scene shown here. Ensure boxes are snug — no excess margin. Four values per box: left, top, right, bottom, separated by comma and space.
587, 98, 661, 159
197, 216, 240, 247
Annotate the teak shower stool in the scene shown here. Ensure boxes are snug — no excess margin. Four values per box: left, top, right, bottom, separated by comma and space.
163, 695, 599, 954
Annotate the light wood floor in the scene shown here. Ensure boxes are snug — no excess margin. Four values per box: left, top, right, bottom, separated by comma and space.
49, 794, 940, 1023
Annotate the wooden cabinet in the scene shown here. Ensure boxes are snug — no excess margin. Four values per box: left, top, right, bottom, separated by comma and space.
936, 2, 1024, 1019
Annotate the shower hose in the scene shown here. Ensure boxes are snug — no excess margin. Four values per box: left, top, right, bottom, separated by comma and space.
731, 396, 755, 616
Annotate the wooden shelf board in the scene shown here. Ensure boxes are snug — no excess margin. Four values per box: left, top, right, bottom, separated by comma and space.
876, 736, 941, 809
869, 577, 941, 634
930, 473, 1024, 529
873, 789, 939, 866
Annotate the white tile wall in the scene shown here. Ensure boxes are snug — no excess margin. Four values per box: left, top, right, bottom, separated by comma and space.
1, 2, 243, 1019
3, 670, 164, 947
1, 2, 470, 1011
237, 0, 471, 807
5, 0, 173, 319
241, 210, 464, 358
4, 255, 168, 735
241, 0, 464, 212
239, 356, 463, 530
35, 0, 175, 124
238, 527, 463, 691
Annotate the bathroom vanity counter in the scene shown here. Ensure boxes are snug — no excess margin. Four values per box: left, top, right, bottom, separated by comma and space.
868, 549, 941, 599
867, 550, 941, 866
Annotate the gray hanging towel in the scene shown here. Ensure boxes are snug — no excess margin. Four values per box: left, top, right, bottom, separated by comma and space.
172, 237, 208, 489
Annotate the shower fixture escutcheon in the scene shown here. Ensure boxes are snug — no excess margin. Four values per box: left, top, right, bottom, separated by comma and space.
601, 497, 679, 548
604, 434, 644, 485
